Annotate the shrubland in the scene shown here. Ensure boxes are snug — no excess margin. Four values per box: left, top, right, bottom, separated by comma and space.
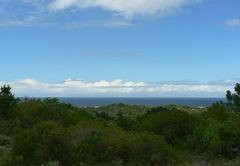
1, 84, 240, 165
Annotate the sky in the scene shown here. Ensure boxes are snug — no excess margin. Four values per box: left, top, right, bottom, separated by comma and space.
0, 0, 240, 97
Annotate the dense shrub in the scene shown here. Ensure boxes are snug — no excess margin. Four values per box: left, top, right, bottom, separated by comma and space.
133, 109, 202, 145
135, 106, 169, 123
71, 120, 180, 165
0, 145, 11, 165
184, 120, 240, 159
0, 134, 11, 146
6, 97, 94, 133
95, 112, 113, 121
206, 102, 231, 122
114, 111, 135, 131
32, 160, 60, 166
11, 122, 73, 166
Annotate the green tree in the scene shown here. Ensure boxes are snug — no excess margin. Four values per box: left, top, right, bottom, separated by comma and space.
225, 83, 240, 113
0, 85, 19, 118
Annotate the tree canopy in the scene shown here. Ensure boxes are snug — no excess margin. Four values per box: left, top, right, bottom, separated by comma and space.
0, 84, 19, 118
225, 83, 240, 113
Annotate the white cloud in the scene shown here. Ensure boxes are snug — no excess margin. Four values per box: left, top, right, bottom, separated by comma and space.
226, 18, 240, 27
48, 0, 201, 19
0, 78, 234, 97
0, 0, 201, 27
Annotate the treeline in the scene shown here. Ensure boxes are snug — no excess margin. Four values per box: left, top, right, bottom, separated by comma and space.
1, 84, 240, 165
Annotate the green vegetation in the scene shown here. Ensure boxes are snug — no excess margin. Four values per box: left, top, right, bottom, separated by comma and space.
1, 83, 240, 165
0, 85, 20, 119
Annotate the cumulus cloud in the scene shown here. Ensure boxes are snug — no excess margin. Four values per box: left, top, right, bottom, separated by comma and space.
0, 78, 234, 97
226, 18, 240, 27
48, 0, 201, 18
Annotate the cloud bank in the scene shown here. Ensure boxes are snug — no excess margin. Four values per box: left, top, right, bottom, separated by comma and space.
0, 78, 235, 97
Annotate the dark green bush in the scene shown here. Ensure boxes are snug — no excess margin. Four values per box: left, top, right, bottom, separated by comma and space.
11, 122, 73, 166
71, 120, 180, 165
184, 120, 240, 159
114, 111, 135, 131
7, 97, 94, 132
207, 102, 231, 122
95, 112, 113, 121
133, 109, 201, 145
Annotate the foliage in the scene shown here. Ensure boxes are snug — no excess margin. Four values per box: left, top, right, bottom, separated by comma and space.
147, 106, 169, 114
225, 83, 240, 113
184, 120, 240, 159
4, 97, 94, 135
71, 121, 180, 165
86, 103, 150, 120
0, 134, 11, 146
32, 160, 60, 166
133, 108, 202, 145
206, 101, 231, 122
11, 122, 73, 166
3, 84, 240, 165
0, 84, 19, 118
135, 106, 168, 124
114, 111, 135, 131
0, 145, 12, 165
95, 112, 113, 121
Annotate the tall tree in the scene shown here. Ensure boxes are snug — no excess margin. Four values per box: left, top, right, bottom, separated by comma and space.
225, 83, 240, 113
0, 85, 19, 118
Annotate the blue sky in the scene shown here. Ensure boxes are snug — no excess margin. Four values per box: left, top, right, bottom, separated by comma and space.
0, 0, 240, 97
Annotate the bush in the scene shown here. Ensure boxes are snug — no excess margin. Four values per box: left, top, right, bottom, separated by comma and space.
95, 112, 113, 121
7, 97, 95, 132
207, 102, 230, 122
184, 120, 240, 159
114, 111, 135, 131
0, 145, 12, 165
11, 122, 73, 166
0, 134, 11, 146
133, 109, 202, 145
71, 121, 180, 165
32, 160, 60, 166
